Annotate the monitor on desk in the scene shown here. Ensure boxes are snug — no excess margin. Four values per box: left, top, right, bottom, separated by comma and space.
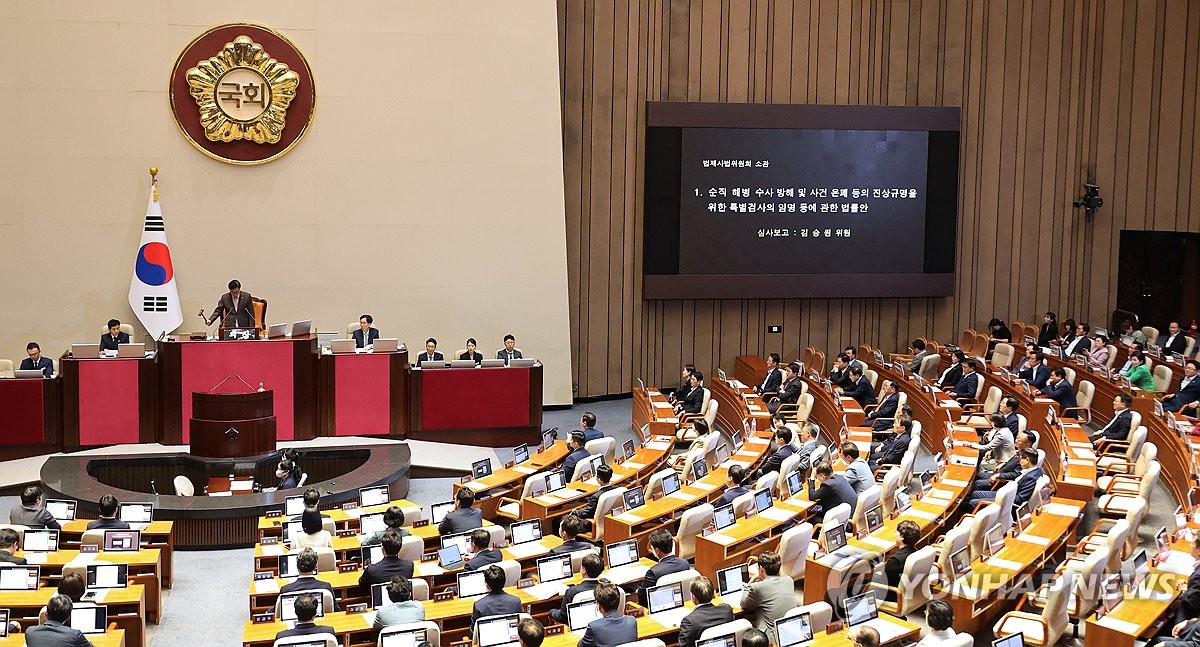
511, 519, 542, 545
359, 485, 390, 508
421, 360, 448, 369
566, 600, 603, 632
992, 634, 1025, 647
606, 539, 639, 568
103, 530, 140, 552
647, 581, 685, 614
863, 505, 884, 534
623, 486, 645, 511
542, 429, 558, 451
457, 570, 488, 598
441, 531, 473, 558
536, 554, 573, 583
360, 512, 387, 536
984, 522, 1005, 556
662, 472, 682, 497
330, 339, 357, 354
370, 582, 390, 609
480, 359, 505, 368
753, 488, 773, 513
283, 521, 305, 544
714, 504, 736, 530
266, 323, 287, 338
118, 502, 153, 526
380, 628, 428, 647
716, 443, 731, 466
1100, 574, 1124, 613
278, 591, 324, 621
279, 552, 301, 578
290, 320, 312, 337
843, 590, 878, 627
86, 563, 129, 589
363, 545, 385, 566
476, 614, 520, 647
372, 338, 399, 353
431, 501, 454, 524
948, 545, 972, 579
45, 499, 77, 522
716, 563, 750, 595
775, 612, 814, 647
546, 471, 566, 493
509, 358, 536, 368
823, 524, 847, 552
895, 490, 912, 512
472, 458, 493, 479
450, 359, 476, 368
117, 343, 146, 358
691, 457, 709, 481
0, 565, 40, 590
22, 529, 58, 552
69, 604, 107, 635
623, 438, 637, 459
284, 495, 306, 517
514, 444, 530, 464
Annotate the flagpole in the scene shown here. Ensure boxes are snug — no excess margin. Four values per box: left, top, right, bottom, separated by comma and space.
149, 166, 158, 202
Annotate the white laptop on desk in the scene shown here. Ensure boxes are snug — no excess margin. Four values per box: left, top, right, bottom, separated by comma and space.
715, 563, 751, 608
475, 614, 521, 647
266, 323, 287, 338
567, 599, 603, 635
373, 338, 399, 353
290, 320, 312, 337
774, 611, 813, 647
647, 581, 690, 627
844, 590, 907, 642
603, 539, 648, 583
330, 339, 356, 354
525, 554, 573, 599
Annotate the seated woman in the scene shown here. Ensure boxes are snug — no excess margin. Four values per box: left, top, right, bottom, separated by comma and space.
883, 521, 920, 602
1087, 334, 1110, 368
293, 507, 333, 549
1121, 351, 1156, 392
271, 457, 302, 491
986, 318, 1012, 352
459, 338, 484, 364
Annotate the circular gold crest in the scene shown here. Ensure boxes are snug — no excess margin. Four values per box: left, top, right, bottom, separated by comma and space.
169, 24, 316, 165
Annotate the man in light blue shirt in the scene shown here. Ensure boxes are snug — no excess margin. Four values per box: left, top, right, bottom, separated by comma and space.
374, 576, 425, 627
840, 443, 873, 494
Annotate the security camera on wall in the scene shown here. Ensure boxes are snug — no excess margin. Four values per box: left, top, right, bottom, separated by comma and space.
1073, 183, 1103, 217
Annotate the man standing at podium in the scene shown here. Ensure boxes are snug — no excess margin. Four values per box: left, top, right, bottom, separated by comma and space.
203, 279, 256, 329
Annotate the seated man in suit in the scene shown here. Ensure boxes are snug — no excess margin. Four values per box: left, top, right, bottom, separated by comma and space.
25, 595, 92, 647
579, 411, 603, 442
100, 319, 130, 351
1163, 321, 1190, 356
838, 366, 877, 408
1091, 393, 1134, 444
754, 353, 783, 396
969, 431, 1034, 498
550, 552, 604, 623
1040, 367, 1077, 415
549, 513, 596, 555
1016, 350, 1050, 390
829, 353, 854, 388
20, 342, 54, 378
1064, 322, 1092, 356
808, 461, 858, 517
86, 495, 131, 531
439, 487, 483, 535
751, 427, 796, 480
741, 551, 795, 632
417, 337, 444, 363
358, 529, 415, 586
938, 350, 967, 389
766, 362, 804, 415
841, 443, 874, 494
669, 364, 697, 405
999, 397, 1021, 436
9, 485, 60, 530
353, 314, 380, 348
204, 279, 257, 329
1164, 360, 1200, 414
950, 360, 981, 401
844, 346, 865, 372
865, 380, 899, 431
0, 528, 27, 565
908, 339, 931, 373
465, 528, 503, 571
275, 593, 335, 641
579, 581, 638, 647
362, 506, 410, 547
575, 464, 618, 524
714, 465, 750, 508
280, 547, 339, 610
498, 334, 523, 365
675, 371, 706, 416
678, 576, 735, 647
793, 423, 821, 473
561, 431, 592, 484
518, 618, 545, 647
967, 447, 1041, 510
469, 565, 523, 637
638, 528, 690, 605
374, 575, 425, 627
868, 419, 911, 473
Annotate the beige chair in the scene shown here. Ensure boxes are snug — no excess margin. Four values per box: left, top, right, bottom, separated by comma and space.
313, 546, 336, 572
967, 504, 1002, 560
496, 559, 522, 587
656, 568, 701, 597
774, 452, 804, 496
1096, 443, 1156, 493
675, 504, 714, 560
878, 467, 902, 515
871, 546, 937, 616
645, 468, 676, 499
378, 621, 440, 647
1063, 366, 1077, 387
397, 535, 424, 562
962, 386, 1002, 426
0, 359, 14, 378
993, 569, 1075, 646
1063, 381, 1095, 422
173, 475, 194, 496
410, 579, 430, 601
347, 323, 360, 336
699, 619, 754, 647
99, 323, 136, 338
777, 523, 813, 580
80, 529, 105, 547
815, 503, 852, 542
731, 492, 754, 519
1097, 463, 1160, 518
1105, 344, 1118, 369
863, 369, 879, 391
497, 473, 547, 519
588, 487, 628, 542
568, 548, 601, 573
1096, 422, 1145, 470
678, 399, 719, 442
1142, 326, 1160, 346
571, 454, 604, 482
991, 343, 1015, 368
62, 559, 111, 582
677, 388, 712, 428
278, 636, 336, 647
0, 524, 29, 544
1066, 519, 1127, 575
851, 485, 882, 533
781, 601, 833, 633
918, 353, 942, 380
1153, 364, 1174, 393
585, 437, 617, 465
933, 520, 972, 582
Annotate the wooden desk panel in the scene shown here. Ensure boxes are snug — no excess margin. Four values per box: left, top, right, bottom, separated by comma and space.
317, 350, 410, 438
60, 356, 158, 448
57, 520, 174, 589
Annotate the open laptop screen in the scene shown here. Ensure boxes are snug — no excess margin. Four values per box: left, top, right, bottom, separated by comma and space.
648, 581, 685, 614
431, 501, 454, 524
606, 539, 639, 568
118, 502, 153, 524
476, 615, 520, 647
359, 486, 389, 508
843, 591, 878, 627
279, 592, 324, 622
714, 504, 735, 530
536, 554, 573, 583
457, 570, 488, 598
45, 499, 77, 522
103, 530, 141, 552
775, 612, 814, 647
379, 627, 426, 647
716, 564, 750, 595
284, 495, 306, 517
69, 605, 107, 635
86, 563, 129, 589
511, 519, 542, 545
567, 600, 603, 632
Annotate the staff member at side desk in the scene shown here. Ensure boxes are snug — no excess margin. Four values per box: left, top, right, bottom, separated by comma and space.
20, 342, 54, 377
498, 334, 522, 365
202, 279, 256, 328
417, 338, 444, 363
100, 319, 130, 351
1163, 360, 1200, 414
460, 338, 484, 363
353, 314, 379, 348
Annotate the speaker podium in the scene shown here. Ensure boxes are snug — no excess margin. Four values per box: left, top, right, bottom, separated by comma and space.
189, 390, 277, 458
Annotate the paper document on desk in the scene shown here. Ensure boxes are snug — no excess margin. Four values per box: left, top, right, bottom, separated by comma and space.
645, 440, 673, 451
1042, 502, 1082, 517
653, 402, 673, 409
556, 488, 585, 499
1095, 616, 1141, 634
615, 512, 643, 524
903, 509, 938, 521
693, 481, 719, 493
231, 480, 253, 492
254, 578, 280, 594
859, 536, 893, 549
68, 553, 98, 565
622, 462, 646, 471
949, 579, 984, 599
23, 553, 47, 565
704, 532, 737, 545
512, 465, 537, 475
1015, 533, 1052, 546
416, 563, 445, 577
604, 564, 649, 584
927, 488, 955, 501
985, 558, 1023, 571
260, 544, 285, 557
505, 542, 548, 559
668, 491, 693, 501
940, 478, 969, 488
759, 507, 794, 522
525, 581, 569, 600
343, 508, 363, 519
940, 400, 962, 409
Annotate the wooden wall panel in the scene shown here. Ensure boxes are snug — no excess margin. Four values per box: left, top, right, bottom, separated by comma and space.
559, 0, 1200, 398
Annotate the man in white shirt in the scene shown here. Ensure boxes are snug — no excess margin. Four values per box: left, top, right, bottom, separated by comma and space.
1163, 321, 1189, 355
1064, 322, 1092, 356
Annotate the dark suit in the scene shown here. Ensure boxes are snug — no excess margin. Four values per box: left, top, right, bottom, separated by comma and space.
576, 484, 619, 521
99, 331, 130, 351
870, 431, 910, 471
939, 363, 964, 389
714, 485, 749, 509
678, 603, 735, 647
1038, 322, 1057, 347
1166, 376, 1200, 413
9, 504, 60, 530
830, 367, 853, 388
768, 377, 804, 414
578, 613, 638, 647
810, 474, 858, 516
23, 620, 91, 647
1065, 336, 1092, 356
549, 539, 596, 556
972, 453, 1023, 492
417, 351, 444, 363
1003, 412, 1020, 436
280, 575, 338, 611
438, 507, 483, 535
470, 591, 523, 635
1180, 561, 1200, 621
85, 518, 130, 531
211, 291, 256, 328
353, 328, 380, 348
639, 554, 690, 604
581, 427, 603, 443
754, 444, 796, 480
550, 578, 599, 623
19, 356, 54, 378
459, 350, 484, 363
951, 372, 980, 400
498, 349, 523, 365
1093, 409, 1132, 443
1164, 333, 1189, 355
843, 377, 877, 408
679, 386, 705, 414
562, 447, 592, 483
0, 551, 27, 565
1043, 380, 1077, 412
883, 545, 915, 602
1014, 467, 1044, 511
274, 623, 336, 641
466, 548, 503, 571
867, 393, 899, 431
756, 368, 783, 395
357, 555, 415, 587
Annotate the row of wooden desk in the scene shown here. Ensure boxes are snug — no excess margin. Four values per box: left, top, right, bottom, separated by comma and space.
0, 336, 543, 454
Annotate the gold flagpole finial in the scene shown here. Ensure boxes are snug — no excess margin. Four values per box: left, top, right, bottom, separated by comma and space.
149, 166, 159, 202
